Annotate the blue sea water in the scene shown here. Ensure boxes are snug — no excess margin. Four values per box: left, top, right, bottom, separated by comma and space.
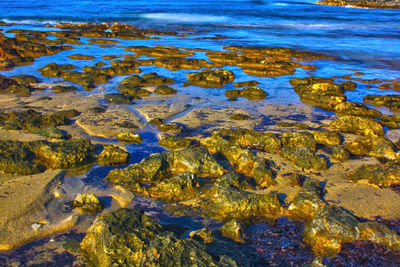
1, 0, 400, 106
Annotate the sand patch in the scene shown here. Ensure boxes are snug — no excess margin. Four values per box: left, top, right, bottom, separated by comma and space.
0, 170, 78, 250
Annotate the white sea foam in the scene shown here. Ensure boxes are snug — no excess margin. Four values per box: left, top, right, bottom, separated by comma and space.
140, 13, 228, 23
1, 18, 83, 26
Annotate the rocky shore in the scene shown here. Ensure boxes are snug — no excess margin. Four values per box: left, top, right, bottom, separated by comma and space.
0, 21, 400, 266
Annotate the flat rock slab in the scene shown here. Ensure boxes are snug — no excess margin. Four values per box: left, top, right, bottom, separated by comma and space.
134, 102, 190, 122
0, 170, 77, 250
76, 107, 144, 139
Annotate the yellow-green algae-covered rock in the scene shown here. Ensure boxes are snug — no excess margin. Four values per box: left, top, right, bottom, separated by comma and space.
288, 179, 327, 222
158, 135, 192, 150
281, 147, 327, 170
203, 173, 282, 222
311, 131, 341, 147
106, 146, 226, 192
363, 94, 400, 113
186, 69, 235, 88
201, 131, 276, 187
72, 193, 103, 214
225, 86, 267, 100
0, 139, 96, 175
330, 115, 385, 137
303, 205, 400, 256
289, 77, 346, 111
220, 219, 246, 243
349, 163, 400, 187
334, 101, 383, 119
148, 172, 200, 202
344, 136, 397, 160
331, 145, 350, 163
80, 208, 237, 267
281, 132, 317, 151
97, 145, 130, 165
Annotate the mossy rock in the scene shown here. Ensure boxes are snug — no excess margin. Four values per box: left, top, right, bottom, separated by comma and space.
334, 102, 382, 119
277, 121, 309, 130
225, 86, 267, 100
233, 80, 259, 88
349, 163, 400, 187
230, 114, 250, 120
311, 131, 341, 147
341, 81, 357, 90
330, 115, 384, 137
104, 93, 132, 104
117, 84, 150, 97
149, 172, 200, 202
97, 145, 130, 165
364, 94, 400, 113
10, 74, 40, 85
116, 132, 143, 144
281, 132, 317, 151
344, 136, 397, 160
39, 63, 77, 77
158, 122, 188, 134
288, 179, 327, 221
186, 69, 235, 88
1, 109, 79, 133
220, 219, 246, 243
6, 84, 32, 96
158, 135, 192, 150
72, 193, 103, 214
52, 85, 77, 93
68, 54, 95, 60
331, 145, 349, 163
80, 208, 236, 267
290, 77, 346, 111
282, 147, 327, 170
154, 85, 177, 95
37, 126, 70, 140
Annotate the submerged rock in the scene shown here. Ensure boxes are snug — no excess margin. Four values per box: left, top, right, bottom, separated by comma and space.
72, 193, 103, 214
330, 115, 384, 137
186, 69, 235, 88
364, 94, 400, 113
290, 77, 346, 110
225, 86, 267, 100
80, 208, 236, 267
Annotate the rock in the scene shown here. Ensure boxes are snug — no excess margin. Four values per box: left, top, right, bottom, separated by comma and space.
364, 94, 400, 113
116, 132, 143, 144
0, 74, 19, 92
0, 139, 95, 175
158, 122, 188, 134
316, 0, 400, 9
149, 172, 200, 202
52, 85, 77, 93
186, 69, 235, 88
330, 115, 384, 137
97, 145, 130, 165
39, 63, 77, 77
331, 145, 349, 163
341, 81, 357, 90
344, 136, 397, 160
104, 93, 132, 104
201, 132, 276, 187
72, 193, 103, 214
281, 132, 317, 151
220, 219, 246, 243
233, 80, 259, 88
288, 179, 327, 221
204, 179, 282, 222
154, 85, 177, 95
67, 54, 95, 60
225, 86, 267, 100
80, 208, 235, 267
334, 102, 382, 119
37, 127, 70, 140
289, 77, 346, 111
282, 147, 327, 170
349, 163, 400, 187
277, 121, 310, 130
106, 146, 225, 191
158, 135, 192, 150
120, 72, 174, 87
189, 228, 215, 244
10, 74, 40, 85
304, 205, 400, 256
311, 131, 341, 147
230, 114, 250, 120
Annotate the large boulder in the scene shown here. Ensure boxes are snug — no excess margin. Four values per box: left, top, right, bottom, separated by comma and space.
330, 115, 384, 137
